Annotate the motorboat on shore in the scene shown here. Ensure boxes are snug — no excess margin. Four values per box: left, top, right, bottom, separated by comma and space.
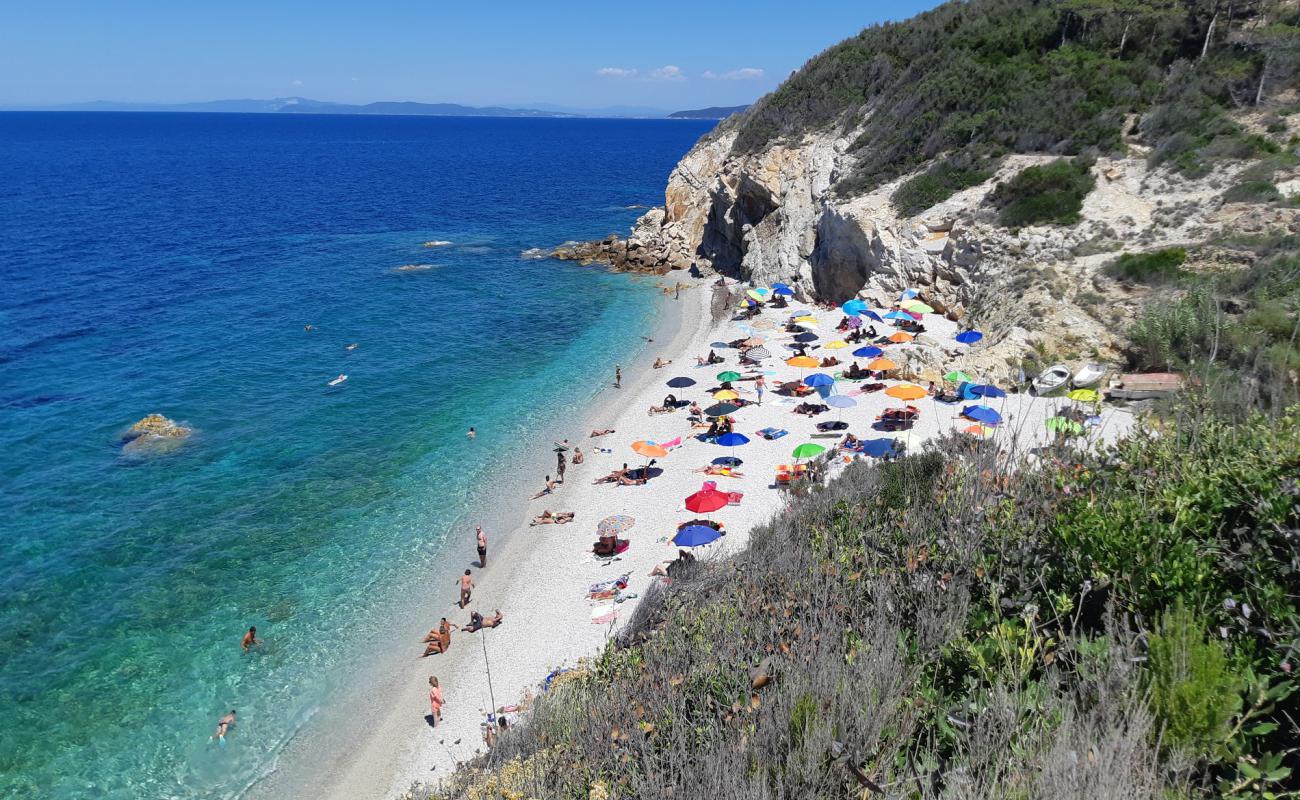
1072, 362, 1106, 388
1032, 364, 1071, 395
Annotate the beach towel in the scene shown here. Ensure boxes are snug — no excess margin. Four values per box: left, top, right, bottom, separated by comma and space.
726, 492, 743, 505
659, 436, 682, 450
757, 427, 788, 440
590, 606, 619, 625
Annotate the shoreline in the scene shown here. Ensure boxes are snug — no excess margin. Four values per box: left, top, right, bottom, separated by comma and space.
247, 276, 703, 800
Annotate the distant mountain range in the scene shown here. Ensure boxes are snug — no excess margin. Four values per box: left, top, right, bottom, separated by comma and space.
3, 97, 750, 120
668, 105, 750, 119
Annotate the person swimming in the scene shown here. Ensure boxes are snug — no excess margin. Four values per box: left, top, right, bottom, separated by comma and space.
212, 710, 236, 743
241, 626, 262, 653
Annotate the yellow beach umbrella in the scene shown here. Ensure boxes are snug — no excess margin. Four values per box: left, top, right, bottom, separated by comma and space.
713, 389, 739, 401
868, 357, 898, 372
792, 316, 818, 326
823, 340, 849, 350
786, 355, 820, 369
1067, 389, 1100, 403
746, 289, 769, 302
902, 300, 934, 314
885, 384, 927, 400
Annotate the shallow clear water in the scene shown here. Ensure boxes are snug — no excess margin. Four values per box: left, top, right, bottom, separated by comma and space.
0, 112, 710, 798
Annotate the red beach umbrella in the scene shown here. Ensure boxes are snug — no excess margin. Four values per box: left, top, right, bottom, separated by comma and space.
684, 488, 729, 514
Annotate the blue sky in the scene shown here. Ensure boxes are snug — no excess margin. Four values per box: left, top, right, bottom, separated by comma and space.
0, 1, 938, 109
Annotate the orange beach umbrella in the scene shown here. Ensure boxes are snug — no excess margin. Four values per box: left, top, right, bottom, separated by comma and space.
785, 355, 820, 369
888, 331, 915, 344
885, 384, 927, 401
631, 441, 668, 459
867, 357, 898, 372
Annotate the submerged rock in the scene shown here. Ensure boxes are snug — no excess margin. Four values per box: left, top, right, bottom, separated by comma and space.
121, 413, 192, 454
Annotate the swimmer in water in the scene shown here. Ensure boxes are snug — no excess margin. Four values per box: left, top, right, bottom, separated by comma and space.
467, 427, 476, 440
304, 325, 315, 332
213, 710, 236, 742
241, 626, 262, 653
346, 343, 358, 351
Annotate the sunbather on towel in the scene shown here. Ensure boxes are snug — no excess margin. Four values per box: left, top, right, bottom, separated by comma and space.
691, 465, 745, 477
589, 429, 615, 437
793, 402, 828, 416
593, 464, 630, 484
530, 510, 575, 526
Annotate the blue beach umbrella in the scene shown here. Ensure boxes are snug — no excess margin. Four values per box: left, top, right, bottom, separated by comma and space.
852, 346, 883, 358
666, 376, 696, 389
772, 282, 795, 296
842, 299, 869, 315
962, 405, 1002, 425
711, 456, 743, 467
861, 438, 898, 458
955, 330, 984, 345
970, 384, 1007, 398
793, 332, 819, 343
715, 432, 750, 448
825, 395, 856, 409
900, 288, 920, 300
803, 373, 835, 388
673, 525, 722, 548
884, 311, 914, 322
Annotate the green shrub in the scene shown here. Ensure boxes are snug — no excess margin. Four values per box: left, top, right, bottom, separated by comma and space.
1222, 180, 1283, 204
788, 692, 818, 751
1145, 602, 1241, 759
1105, 247, 1188, 283
988, 158, 1096, 227
892, 157, 996, 216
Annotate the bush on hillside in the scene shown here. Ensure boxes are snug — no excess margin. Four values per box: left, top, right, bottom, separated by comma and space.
1105, 247, 1188, 283
988, 158, 1096, 227
1222, 180, 1283, 204
891, 155, 997, 216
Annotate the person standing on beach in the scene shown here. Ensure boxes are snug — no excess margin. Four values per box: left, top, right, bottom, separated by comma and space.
556, 449, 567, 484
240, 626, 262, 653
428, 677, 443, 727
755, 375, 766, 406
674, 282, 681, 299
476, 525, 488, 568
458, 569, 474, 608
614, 365, 622, 388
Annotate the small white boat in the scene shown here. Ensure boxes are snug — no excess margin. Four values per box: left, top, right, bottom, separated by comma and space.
1032, 364, 1071, 395
1072, 363, 1106, 388
328, 374, 348, 387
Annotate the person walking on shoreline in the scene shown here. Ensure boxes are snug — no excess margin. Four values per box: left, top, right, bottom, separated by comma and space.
614, 365, 622, 389
458, 569, 474, 608
755, 375, 766, 406
556, 448, 567, 484
476, 525, 488, 568
428, 676, 444, 727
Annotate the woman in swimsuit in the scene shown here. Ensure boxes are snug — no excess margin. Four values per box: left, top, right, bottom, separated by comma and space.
428, 677, 444, 726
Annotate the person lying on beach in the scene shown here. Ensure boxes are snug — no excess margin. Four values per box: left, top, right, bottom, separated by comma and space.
648, 404, 674, 414
793, 402, 829, 416
652, 358, 672, 369
820, 356, 840, 367
465, 609, 504, 633
530, 475, 557, 499
422, 617, 458, 656
530, 510, 575, 526
590, 429, 615, 437
593, 464, 630, 484
692, 464, 745, 477
213, 710, 236, 742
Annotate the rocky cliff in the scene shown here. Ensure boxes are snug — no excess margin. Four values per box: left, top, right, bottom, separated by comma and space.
560, 112, 1300, 379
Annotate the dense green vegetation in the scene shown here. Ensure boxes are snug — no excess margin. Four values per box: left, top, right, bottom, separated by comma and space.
725, 0, 1300, 208
1126, 237, 1300, 408
1105, 246, 1188, 283
988, 157, 1097, 226
892, 155, 996, 216
429, 401, 1300, 800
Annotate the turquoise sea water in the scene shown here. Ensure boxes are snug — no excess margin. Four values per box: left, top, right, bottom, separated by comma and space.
0, 112, 711, 798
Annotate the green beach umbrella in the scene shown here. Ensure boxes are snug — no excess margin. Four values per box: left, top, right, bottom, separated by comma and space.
944, 370, 973, 383
1045, 416, 1084, 435
791, 442, 825, 460
716, 371, 742, 382
902, 300, 935, 314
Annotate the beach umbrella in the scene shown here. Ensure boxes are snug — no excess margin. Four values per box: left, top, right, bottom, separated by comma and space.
901, 300, 934, 314
739, 297, 759, 309
791, 442, 825, 460
793, 332, 819, 343
712, 389, 739, 401
943, 370, 973, 383
666, 376, 696, 389
711, 456, 743, 467
803, 373, 835, 388
852, 346, 884, 358
1045, 416, 1084, 435
842, 299, 869, 315
970, 384, 1007, 398
792, 316, 818, 327
884, 311, 915, 322
900, 288, 920, 300
786, 355, 819, 370
864, 310, 884, 323
716, 371, 741, 382
597, 515, 636, 536
710, 341, 730, 349
1067, 388, 1100, 403
961, 405, 1002, 425
684, 488, 729, 513
825, 394, 856, 409
746, 289, 771, 302
868, 357, 897, 372
772, 282, 795, 296
955, 330, 984, 345
715, 432, 750, 458
861, 438, 898, 458
631, 441, 669, 458
673, 524, 722, 548
963, 424, 994, 438
704, 402, 741, 417
745, 346, 772, 360
824, 340, 850, 350
888, 331, 915, 344
885, 384, 927, 400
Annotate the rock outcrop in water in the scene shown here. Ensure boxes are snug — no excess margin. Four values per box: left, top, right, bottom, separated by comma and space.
121, 413, 192, 454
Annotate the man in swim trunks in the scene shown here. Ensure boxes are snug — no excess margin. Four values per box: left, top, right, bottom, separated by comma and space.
458, 570, 474, 608
556, 449, 566, 483
476, 526, 488, 568
241, 626, 262, 653
214, 710, 236, 741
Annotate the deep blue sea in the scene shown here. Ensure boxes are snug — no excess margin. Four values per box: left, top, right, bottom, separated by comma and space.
0, 112, 710, 799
